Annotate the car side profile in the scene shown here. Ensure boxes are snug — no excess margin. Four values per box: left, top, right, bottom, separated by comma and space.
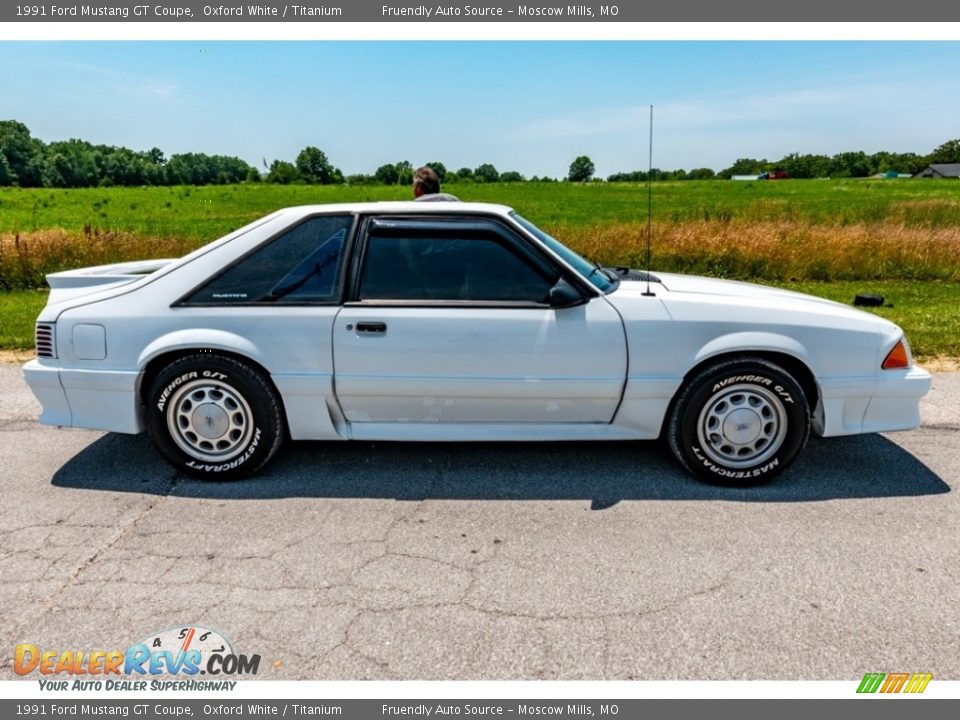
23, 202, 931, 484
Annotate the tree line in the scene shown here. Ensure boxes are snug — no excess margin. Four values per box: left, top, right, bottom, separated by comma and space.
610, 140, 960, 181
2, 120, 958, 189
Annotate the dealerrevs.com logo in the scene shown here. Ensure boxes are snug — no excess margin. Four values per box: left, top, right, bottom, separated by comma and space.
15, 626, 260, 691
857, 672, 933, 694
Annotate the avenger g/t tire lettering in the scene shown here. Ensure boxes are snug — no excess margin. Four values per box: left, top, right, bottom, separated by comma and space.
146, 353, 285, 479
667, 358, 810, 485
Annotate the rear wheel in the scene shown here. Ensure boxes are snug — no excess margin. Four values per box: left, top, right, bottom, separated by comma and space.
146, 353, 285, 479
667, 358, 810, 485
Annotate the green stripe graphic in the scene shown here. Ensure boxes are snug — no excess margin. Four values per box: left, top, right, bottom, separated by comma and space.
857, 673, 885, 693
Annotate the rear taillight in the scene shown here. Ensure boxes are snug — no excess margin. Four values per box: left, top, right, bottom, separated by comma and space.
882, 339, 910, 370
35, 323, 56, 359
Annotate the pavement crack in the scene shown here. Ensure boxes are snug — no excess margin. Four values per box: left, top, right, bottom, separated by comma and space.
0, 473, 182, 646
601, 617, 612, 679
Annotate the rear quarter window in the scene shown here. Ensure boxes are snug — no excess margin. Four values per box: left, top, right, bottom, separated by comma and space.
184, 215, 353, 304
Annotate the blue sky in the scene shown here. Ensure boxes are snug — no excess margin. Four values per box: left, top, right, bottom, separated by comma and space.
2, 41, 959, 177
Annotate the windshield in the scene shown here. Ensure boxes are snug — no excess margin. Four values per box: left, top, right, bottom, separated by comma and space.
510, 212, 615, 293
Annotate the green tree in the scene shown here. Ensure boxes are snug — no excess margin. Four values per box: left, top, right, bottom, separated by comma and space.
456, 167, 473, 180
0, 120, 41, 186
499, 171, 525, 182
0, 153, 15, 185
266, 160, 300, 184
102, 147, 147, 186
346, 173, 375, 185
719, 158, 767, 179
395, 160, 413, 186
474, 163, 499, 183
889, 152, 925, 174
425, 161, 447, 181
928, 139, 960, 164
295, 146, 336, 184
777, 153, 831, 179
687, 167, 716, 180
146, 147, 166, 165
607, 171, 646, 182
568, 155, 595, 182
375, 163, 399, 185
143, 160, 166, 186
830, 151, 872, 178
40, 140, 100, 187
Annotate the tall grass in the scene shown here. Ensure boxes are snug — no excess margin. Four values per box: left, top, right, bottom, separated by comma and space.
4, 218, 960, 290
2, 180, 960, 289
0, 229, 200, 290
557, 219, 960, 282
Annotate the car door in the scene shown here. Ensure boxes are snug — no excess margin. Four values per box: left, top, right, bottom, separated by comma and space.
332, 215, 627, 425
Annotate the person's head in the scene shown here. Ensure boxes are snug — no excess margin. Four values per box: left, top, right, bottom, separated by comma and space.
413, 166, 441, 197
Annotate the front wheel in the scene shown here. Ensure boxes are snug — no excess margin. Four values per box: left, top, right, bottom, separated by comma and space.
145, 353, 285, 479
667, 358, 810, 485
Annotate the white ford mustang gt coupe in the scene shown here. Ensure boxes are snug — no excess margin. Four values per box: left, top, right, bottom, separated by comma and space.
23, 202, 931, 484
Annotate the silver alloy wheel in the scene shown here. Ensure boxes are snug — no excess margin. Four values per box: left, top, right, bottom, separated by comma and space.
166, 379, 255, 463
696, 383, 788, 469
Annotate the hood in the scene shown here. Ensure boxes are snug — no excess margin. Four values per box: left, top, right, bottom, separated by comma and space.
611, 272, 897, 333
652, 272, 847, 307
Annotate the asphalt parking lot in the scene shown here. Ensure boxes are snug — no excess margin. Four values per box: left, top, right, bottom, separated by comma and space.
0, 362, 957, 680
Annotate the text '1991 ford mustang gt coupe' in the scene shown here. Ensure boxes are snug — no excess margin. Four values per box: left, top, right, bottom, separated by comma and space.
23, 202, 931, 484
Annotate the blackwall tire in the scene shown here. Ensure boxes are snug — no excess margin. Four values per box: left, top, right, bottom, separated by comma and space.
667, 358, 810, 485
146, 353, 285, 480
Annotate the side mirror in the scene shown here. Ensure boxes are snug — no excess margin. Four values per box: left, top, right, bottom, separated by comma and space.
547, 278, 586, 308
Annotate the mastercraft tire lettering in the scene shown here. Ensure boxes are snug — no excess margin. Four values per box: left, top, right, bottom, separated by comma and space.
146, 354, 285, 479
667, 358, 810, 485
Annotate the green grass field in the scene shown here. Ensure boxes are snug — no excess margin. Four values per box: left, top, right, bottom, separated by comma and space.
2, 179, 960, 238
0, 290, 48, 349
2, 180, 959, 356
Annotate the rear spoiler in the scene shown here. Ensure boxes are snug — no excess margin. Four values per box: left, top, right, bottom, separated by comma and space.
46, 259, 178, 289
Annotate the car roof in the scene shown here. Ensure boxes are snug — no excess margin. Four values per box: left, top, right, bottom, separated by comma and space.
276, 201, 515, 220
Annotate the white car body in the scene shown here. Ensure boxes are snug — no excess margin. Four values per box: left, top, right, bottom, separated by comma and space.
23, 202, 931, 483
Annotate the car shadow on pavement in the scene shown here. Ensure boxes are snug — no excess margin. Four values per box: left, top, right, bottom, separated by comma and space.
52, 431, 950, 506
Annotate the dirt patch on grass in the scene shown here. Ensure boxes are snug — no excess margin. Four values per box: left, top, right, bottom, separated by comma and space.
918, 356, 960, 373
0, 349, 34, 363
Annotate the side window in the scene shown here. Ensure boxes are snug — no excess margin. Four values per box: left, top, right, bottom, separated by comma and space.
360, 235, 556, 303
359, 233, 556, 302
185, 215, 352, 304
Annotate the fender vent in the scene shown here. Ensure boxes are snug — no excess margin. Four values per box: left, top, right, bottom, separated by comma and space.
35, 323, 56, 359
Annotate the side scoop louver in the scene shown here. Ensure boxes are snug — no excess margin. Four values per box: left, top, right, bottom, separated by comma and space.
35, 323, 56, 359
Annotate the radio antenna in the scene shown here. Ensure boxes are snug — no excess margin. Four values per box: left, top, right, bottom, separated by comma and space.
642, 104, 656, 297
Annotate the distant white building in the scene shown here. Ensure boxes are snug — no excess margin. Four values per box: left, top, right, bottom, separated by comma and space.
913, 163, 960, 179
